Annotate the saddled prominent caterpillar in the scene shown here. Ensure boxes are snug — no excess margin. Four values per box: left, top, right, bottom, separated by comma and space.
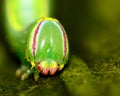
4, 0, 69, 80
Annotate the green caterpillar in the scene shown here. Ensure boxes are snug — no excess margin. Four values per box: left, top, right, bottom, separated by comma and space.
4, 0, 69, 80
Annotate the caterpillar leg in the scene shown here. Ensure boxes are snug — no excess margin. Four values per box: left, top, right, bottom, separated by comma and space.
33, 71, 40, 81
16, 65, 33, 80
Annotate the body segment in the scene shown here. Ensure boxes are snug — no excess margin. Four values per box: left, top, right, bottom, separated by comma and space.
4, 0, 69, 80
25, 18, 69, 77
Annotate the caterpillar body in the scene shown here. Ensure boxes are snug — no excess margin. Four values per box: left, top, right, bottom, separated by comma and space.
4, 0, 69, 80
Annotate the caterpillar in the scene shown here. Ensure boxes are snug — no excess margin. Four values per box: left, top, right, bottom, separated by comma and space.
4, 0, 69, 80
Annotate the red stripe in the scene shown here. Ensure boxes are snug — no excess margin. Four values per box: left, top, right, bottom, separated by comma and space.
56, 22, 67, 61
32, 20, 43, 57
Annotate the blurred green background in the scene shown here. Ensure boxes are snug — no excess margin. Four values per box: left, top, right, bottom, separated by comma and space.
1, 0, 120, 96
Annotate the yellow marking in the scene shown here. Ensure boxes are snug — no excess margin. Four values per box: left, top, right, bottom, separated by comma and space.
31, 62, 35, 69
41, 61, 57, 68
59, 64, 64, 70
51, 61, 57, 68
41, 61, 47, 68
37, 18, 59, 23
